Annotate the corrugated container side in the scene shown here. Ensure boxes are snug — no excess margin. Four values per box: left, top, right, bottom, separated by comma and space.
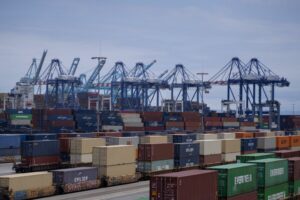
52, 167, 98, 185
257, 182, 289, 200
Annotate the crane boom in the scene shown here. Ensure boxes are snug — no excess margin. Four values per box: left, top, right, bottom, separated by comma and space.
84, 57, 106, 89
33, 50, 47, 84
68, 58, 80, 75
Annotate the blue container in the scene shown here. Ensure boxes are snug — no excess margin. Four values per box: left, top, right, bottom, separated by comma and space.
6, 109, 32, 114
52, 167, 98, 185
174, 156, 199, 168
48, 127, 74, 133
0, 148, 20, 156
75, 114, 97, 121
122, 131, 145, 137
0, 134, 21, 149
26, 134, 57, 141
21, 140, 59, 157
285, 131, 296, 136
172, 134, 196, 143
174, 143, 199, 158
47, 115, 74, 121
257, 148, 276, 153
144, 121, 164, 127
241, 138, 257, 152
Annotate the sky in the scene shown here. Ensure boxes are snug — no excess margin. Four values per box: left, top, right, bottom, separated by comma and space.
0, 0, 299, 113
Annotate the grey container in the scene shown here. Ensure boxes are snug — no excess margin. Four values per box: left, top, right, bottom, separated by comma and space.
137, 159, 174, 172
106, 136, 139, 148
257, 137, 276, 150
52, 167, 98, 185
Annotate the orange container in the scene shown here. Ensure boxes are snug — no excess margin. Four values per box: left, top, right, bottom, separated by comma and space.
290, 135, 300, 147
235, 132, 254, 139
276, 136, 290, 150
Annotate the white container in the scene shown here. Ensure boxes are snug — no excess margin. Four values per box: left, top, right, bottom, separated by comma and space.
222, 152, 240, 162
221, 139, 241, 153
195, 140, 221, 155
257, 137, 276, 150
197, 134, 218, 140
218, 132, 235, 139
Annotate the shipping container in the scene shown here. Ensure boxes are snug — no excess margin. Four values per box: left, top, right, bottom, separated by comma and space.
0, 134, 21, 149
199, 154, 222, 166
241, 138, 257, 152
150, 170, 218, 200
172, 134, 196, 143
93, 145, 136, 166
195, 140, 221, 155
235, 132, 254, 139
257, 137, 276, 151
222, 152, 240, 162
218, 132, 236, 139
236, 153, 275, 163
138, 143, 174, 161
106, 136, 139, 148
52, 167, 98, 185
70, 138, 105, 154
257, 182, 289, 200
197, 133, 218, 140
174, 156, 199, 168
249, 158, 288, 187
22, 155, 60, 166
276, 136, 290, 150
26, 133, 57, 141
137, 159, 174, 172
290, 135, 300, 147
139, 135, 168, 144
97, 163, 136, 178
289, 180, 300, 197
221, 139, 241, 153
287, 157, 300, 181
174, 143, 199, 158
21, 140, 59, 157
209, 163, 257, 197
275, 150, 300, 158
219, 191, 257, 200
70, 154, 92, 164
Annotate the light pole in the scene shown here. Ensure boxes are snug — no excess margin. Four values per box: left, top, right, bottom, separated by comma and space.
197, 72, 208, 133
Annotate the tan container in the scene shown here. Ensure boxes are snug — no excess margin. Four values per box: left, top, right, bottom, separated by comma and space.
93, 145, 135, 166
222, 152, 240, 162
197, 134, 217, 140
0, 172, 52, 191
221, 139, 241, 153
98, 163, 136, 178
70, 154, 92, 164
140, 136, 168, 144
217, 132, 235, 139
70, 138, 106, 154
195, 140, 221, 155
291, 146, 300, 150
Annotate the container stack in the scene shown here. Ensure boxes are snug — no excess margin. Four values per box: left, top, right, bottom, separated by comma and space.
221, 139, 241, 162
240, 138, 257, 154
0, 172, 55, 199
100, 111, 123, 131
52, 167, 100, 193
217, 132, 236, 140
257, 136, 276, 152
204, 116, 222, 130
44, 109, 75, 133
164, 112, 184, 131
249, 158, 289, 200
209, 163, 257, 199
21, 140, 60, 167
7, 109, 32, 131
120, 112, 144, 131
240, 121, 256, 131
0, 134, 21, 163
106, 136, 139, 159
92, 145, 136, 184
150, 170, 218, 200
182, 112, 201, 131
290, 135, 300, 150
70, 138, 106, 164
287, 157, 300, 197
74, 109, 98, 132
26, 133, 57, 141
137, 143, 174, 173
142, 112, 164, 131
195, 139, 222, 166
222, 117, 239, 130
173, 134, 199, 168
274, 150, 300, 158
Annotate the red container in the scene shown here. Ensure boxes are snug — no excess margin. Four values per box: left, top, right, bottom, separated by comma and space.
274, 150, 300, 158
96, 132, 122, 137
142, 112, 163, 121
205, 121, 223, 127
204, 117, 221, 122
185, 126, 200, 131
219, 191, 257, 200
22, 156, 60, 166
59, 138, 71, 153
222, 117, 238, 122
199, 154, 222, 166
144, 126, 165, 131
254, 132, 268, 137
182, 112, 201, 122
184, 122, 201, 127
45, 108, 73, 115
165, 121, 184, 127
123, 127, 145, 131
138, 143, 174, 161
288, 157, 300, 181
150, 169, 218, 200
48, 120, 75, 127
240, 122, 255, 126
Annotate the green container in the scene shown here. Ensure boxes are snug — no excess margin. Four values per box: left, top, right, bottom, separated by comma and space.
258, 182, 289, 200
10, 114, 32, 120
249, 158, 288, 187
289, 180, 300, 197
237, 153, 275, 163
209, 163, 257, 197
